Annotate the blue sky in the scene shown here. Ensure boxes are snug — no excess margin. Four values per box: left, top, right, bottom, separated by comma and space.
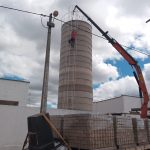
93, 56, 149, 90
105, 54, 149, 78
93, 29, 150, 97
93, 47, 150, 89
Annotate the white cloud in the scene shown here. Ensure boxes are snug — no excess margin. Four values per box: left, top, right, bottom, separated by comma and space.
0, 51, 40, 79
92, 55, 119, 83
0, 0, 149, 105
94, 63, 150, 102
93, 76, 139, 101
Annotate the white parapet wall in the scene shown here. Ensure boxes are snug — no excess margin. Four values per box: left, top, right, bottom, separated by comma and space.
0, 105, 87, 149
0, 78, 29, 106
0, 105, 39, 148
93, 95, 125, 114
92, 95, 149, 114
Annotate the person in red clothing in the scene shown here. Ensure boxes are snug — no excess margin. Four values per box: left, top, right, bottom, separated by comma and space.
68, 30, 77, 48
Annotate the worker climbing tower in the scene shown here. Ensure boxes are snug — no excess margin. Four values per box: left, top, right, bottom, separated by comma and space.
58, 20, 93, 111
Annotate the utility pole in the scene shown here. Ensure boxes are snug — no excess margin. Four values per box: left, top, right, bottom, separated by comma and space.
40, 11, 58, 113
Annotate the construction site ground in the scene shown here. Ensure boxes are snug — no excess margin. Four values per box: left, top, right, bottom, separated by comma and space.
1, 144, 150, 150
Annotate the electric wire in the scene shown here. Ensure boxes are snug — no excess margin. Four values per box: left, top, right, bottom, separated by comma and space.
40, 16, 48, 28
52, 17, 150, 57
54, 17, 107, 40
122, 45, 150, 56
0, 5, 105, 39
56, 15, 150, 57
0, 5, 49, 17
0, 5, 150, 57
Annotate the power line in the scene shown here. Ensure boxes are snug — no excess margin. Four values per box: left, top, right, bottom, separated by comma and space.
122, 45, 150, 56
0, 5, 150, 57
54, 17, 150, 57
54, 17, 107, 39
0, 5, 105, 39
40, 16, 48, 28
0, 5, 107, 39
55, 17, 150, 57
0, 5, 106, 39
0, 5, 48, 17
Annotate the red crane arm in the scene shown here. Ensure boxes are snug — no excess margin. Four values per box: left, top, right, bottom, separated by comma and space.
134, 65, 149, 118
113, 42, 149, 118
74, 5, 149, 118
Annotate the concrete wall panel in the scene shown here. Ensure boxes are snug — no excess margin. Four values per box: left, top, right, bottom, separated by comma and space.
0, 79, 29, 106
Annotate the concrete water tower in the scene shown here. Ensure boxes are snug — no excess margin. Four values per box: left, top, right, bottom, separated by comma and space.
58, 20, 93, 111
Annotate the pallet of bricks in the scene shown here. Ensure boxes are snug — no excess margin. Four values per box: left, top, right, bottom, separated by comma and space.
145, 119, 150, 143
50, 114, 150, 150
50, 114, 115, 149
63, 114, 115, 150
114, 116, 135, 149
132, 118, 148, 146
49, 115, 64, 138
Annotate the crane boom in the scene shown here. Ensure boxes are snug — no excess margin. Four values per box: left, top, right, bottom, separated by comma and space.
74, 5, 149, 118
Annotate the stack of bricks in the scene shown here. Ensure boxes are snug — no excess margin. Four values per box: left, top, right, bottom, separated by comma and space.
132, 118, 148, 145
49, 114, 150, 150
63, 114, 91, 149
90, 114, 115, 149
115, 116, 135, 149
49, 115, 63, 138
145, 119, 150, 143
50, 114, 115, 149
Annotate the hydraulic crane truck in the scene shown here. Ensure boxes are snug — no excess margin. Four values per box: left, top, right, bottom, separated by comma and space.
73, 5, 149, 118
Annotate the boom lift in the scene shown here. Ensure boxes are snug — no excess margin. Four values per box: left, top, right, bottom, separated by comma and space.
73, 5, 149, 118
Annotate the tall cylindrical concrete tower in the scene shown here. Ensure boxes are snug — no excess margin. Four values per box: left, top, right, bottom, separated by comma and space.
58, 20, 93, 111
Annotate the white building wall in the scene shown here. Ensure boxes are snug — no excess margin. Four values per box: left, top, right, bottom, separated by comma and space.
0, 106, 38, 148
93, 96, 124, 114
0, 79, 29, 106
123, 96, 141, 113
93, 95, 150, 115
0, 105, 87, 149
